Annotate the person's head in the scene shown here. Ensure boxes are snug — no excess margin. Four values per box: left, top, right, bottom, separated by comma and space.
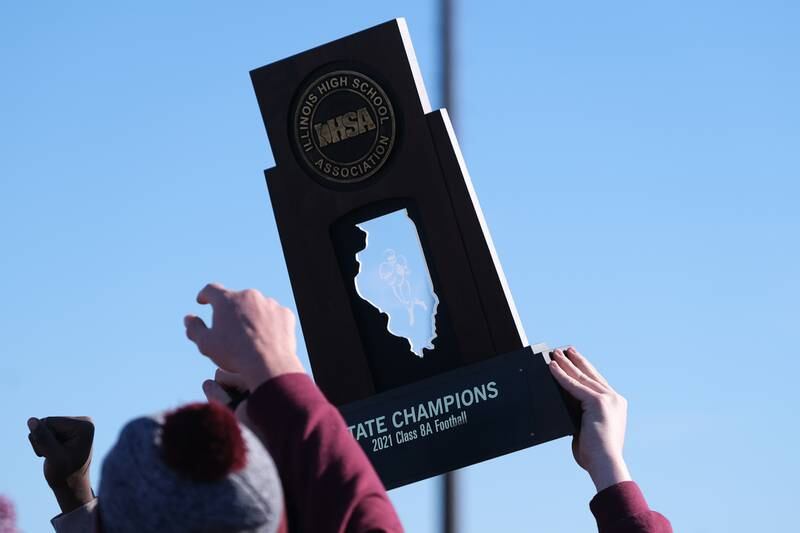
98, 402, 282, 532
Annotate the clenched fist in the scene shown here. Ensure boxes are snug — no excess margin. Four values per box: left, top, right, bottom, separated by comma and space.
27, 416, 94, 513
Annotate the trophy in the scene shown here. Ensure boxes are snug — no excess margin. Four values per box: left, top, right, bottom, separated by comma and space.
250, 18, 578, 489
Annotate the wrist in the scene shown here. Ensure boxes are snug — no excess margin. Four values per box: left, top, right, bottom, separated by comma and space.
587, 454, 632, 492
242, 364, 272, 392
51, 480, 94, 514
241, 354, 305, 391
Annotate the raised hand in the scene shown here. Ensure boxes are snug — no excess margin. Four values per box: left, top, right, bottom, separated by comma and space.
549, 347, 632, 492
27, 416, 95, 513
184, 283, 305, 392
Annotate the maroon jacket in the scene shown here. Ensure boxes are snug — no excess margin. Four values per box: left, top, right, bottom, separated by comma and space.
247, 373, 672, 533
590, 481, 672, 532
247, 373, 403, 532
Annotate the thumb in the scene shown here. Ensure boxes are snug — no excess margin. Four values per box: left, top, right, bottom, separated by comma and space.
202, 379, 232, 405
27, 418, 63, 459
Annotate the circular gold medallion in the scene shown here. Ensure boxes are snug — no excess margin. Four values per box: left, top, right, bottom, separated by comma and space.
293, 70, 395, 184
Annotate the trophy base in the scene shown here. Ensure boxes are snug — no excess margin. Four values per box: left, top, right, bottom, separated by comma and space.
338, 346, 580, 489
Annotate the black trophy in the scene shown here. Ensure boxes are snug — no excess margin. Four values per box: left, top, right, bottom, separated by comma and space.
250, 18, 578, 489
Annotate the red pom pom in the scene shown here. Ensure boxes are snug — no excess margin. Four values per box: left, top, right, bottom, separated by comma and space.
161, 402, 247, 482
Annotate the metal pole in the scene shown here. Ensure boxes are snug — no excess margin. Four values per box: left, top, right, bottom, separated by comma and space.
441, 0, 455, 125
443, 469, 458, 533
440, 1, 458, 533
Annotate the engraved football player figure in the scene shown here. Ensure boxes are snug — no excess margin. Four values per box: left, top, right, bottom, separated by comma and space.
379, 248, 428, 327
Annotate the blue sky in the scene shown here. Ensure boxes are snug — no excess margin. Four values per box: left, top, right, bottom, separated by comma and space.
1, 2, 798, 531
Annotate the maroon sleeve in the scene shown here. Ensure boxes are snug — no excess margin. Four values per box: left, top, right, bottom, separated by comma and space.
247, 373, 403, 533
590, 481, 672, 533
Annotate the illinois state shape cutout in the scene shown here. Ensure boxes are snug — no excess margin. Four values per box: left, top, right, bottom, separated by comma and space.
354, 209, 439, 356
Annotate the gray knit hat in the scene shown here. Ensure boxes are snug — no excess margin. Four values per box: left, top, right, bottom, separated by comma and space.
98, 403, 283, 532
